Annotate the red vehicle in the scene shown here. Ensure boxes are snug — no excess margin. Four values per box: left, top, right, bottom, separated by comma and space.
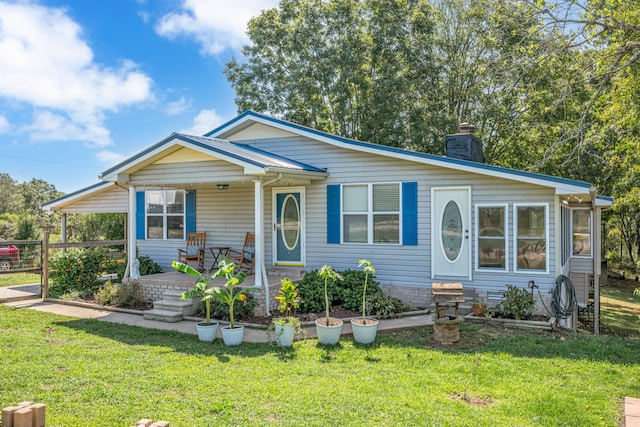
0, 241, 20, 271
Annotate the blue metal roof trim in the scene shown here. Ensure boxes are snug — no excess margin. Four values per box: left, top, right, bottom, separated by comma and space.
204, 111, 253, 137
42, 181, 112, 207
597, 195, 614, 203
175, 134, 268, 168
211, 110, 592, 190
234, 143, 327, 173
101, 133, 181, 177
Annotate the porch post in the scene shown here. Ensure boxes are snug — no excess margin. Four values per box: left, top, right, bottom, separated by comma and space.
61, 213, 67, 255
128, 186, 137, 279
254, 179, 268, 314
593, 206, 601, 336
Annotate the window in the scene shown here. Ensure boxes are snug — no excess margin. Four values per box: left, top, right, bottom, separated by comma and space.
476, 204, 507, 271
572, 209, 592, 257
146, 190, 185, 239
514, 204, 548, 273
342, 183, 400, 243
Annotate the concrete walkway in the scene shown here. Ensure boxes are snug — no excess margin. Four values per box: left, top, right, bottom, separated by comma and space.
3, 298, 433, 343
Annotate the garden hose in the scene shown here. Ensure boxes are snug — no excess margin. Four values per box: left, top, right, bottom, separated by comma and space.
554, 275, 579, 319
539, 274, 577, 320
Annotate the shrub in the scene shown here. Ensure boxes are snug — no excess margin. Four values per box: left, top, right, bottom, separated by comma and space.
115, 255, 162, 279
297, 267, 402, 316
297, 270, 337, 313
367, 291, 404, 319
201, 292, 257, 321
500, 284, 535, 320
49, 248, 116, 298
94, 280, 145, 309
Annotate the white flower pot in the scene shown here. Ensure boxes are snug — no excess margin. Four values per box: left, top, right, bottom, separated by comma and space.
274, 323, 296, 347
315, 317, 343, 345
351, 318, 379, 344
195, 321, 219, 342
221, 325, 244, 346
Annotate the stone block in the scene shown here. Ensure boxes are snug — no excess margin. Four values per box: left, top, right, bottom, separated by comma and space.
13, 407, 33, 427
151, 422, 170, 427
2, 406, 18, 427
30, 403, 46, 427
136, 419, 154, 427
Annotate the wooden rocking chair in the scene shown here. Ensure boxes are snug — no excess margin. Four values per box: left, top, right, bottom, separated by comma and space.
226, 232, 255, 275
177, 231, 207, 272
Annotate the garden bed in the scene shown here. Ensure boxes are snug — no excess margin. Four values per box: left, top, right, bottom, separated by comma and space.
465, 313, 554, 330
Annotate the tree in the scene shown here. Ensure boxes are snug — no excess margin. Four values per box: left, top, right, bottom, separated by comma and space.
0, 173, 22, 215
226, 0, 444, 151
226, 0, 589, 165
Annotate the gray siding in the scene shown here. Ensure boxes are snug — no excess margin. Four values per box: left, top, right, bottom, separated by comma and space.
130, 159, 246, 185
241, 136, 562, 295
60, 186, 129, 214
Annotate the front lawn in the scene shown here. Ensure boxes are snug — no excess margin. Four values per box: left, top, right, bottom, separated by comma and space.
1, 305, 638, 426
0, 272, 40, 287
601, 278, 640, 336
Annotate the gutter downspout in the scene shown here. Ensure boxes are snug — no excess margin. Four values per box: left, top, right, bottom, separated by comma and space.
256, 173, 283, 315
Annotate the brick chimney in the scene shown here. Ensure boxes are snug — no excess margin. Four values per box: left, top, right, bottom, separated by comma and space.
445, 122, 484, 163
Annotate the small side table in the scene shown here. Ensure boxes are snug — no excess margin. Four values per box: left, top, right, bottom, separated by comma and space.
209, 246, 230, 273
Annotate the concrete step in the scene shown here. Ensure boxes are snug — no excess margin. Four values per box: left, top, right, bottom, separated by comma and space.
162, 290, 189, 302
143, 309, 183, 323
153, 299, 197, 316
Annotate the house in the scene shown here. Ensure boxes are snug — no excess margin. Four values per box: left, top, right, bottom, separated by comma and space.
43, 110, 611, 328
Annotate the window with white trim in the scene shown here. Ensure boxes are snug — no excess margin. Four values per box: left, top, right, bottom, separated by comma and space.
146, 190, 185, 239
572, 209, 592, 257
514, 203, 548, 273
342, 183, 400, 243
476, 204, 507, 271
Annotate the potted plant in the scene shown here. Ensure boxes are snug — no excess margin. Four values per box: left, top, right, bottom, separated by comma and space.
350, 259, 379, 344
471, 296, 488, 317
315, 265, 343, 345
211, 257, 255, 346
271, 278, 302, 347
172, 260, 219, 342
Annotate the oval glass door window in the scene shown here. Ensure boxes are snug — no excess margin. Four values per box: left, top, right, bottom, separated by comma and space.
441, 201, 463, 261
281, 195, 300, 250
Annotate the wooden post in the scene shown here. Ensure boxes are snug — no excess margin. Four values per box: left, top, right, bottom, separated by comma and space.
42, 230, 50, 300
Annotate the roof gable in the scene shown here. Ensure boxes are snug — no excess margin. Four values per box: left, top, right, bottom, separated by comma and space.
99, 132, 326, 182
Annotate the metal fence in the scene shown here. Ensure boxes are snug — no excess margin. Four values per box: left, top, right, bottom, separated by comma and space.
0, 239, 42, 301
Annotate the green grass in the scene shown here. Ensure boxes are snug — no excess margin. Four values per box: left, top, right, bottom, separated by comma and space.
1, 305, 639, 426
601, 278, 640, 336
0, 272, 41, 287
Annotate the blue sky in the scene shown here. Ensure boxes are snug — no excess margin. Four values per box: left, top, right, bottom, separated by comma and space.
0, 0, 278, 193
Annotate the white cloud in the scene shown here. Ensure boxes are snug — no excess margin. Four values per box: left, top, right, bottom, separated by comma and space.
0, 115, 8, 132
96, 150, 128, 164
155, 0, 279, 55
181, 109, 226, 135
0, 2, 154, 146
165, 96, 191, 116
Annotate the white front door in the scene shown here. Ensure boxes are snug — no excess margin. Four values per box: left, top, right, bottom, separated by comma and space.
273, 187, 305, 266
432, 187, 471, 279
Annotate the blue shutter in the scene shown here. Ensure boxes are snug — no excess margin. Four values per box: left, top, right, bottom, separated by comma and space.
136, 191, 145, 240
327, 185, 341, 244
185, 190, 196, 234
402, 182, 418, 245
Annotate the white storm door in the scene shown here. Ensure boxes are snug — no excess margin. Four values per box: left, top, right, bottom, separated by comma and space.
273, 188, 305, 266
432, 187, 471, 279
